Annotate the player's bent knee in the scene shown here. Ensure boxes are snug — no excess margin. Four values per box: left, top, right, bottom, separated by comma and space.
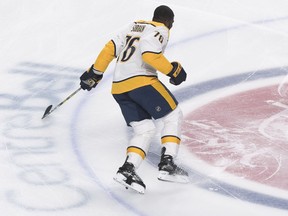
130, 119, 156, 137
129, 119, 155, 165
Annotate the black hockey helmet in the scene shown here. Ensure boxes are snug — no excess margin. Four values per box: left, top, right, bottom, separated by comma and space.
153, 5, 174, 29
153, 5, 174, 21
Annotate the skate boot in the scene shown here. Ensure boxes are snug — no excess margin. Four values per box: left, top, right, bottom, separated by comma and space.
158, 148, 189, 183
114, 162, 146, 194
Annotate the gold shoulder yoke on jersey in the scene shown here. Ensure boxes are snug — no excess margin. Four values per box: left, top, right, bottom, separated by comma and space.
134, 20, 166, 28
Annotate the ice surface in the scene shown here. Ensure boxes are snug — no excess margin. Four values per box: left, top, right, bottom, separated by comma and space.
1, 0, 288, 215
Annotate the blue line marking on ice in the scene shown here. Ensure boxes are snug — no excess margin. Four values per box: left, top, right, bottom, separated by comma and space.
174, 67, 288, 102
69, 15, 288, 214
204, 179, 288, 210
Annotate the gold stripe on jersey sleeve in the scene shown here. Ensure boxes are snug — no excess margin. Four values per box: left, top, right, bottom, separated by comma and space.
161, 135, 181, 144
111, 75, 158, 94
93, 40, 116, 72
151, 81, 177, 110
142, 52, 173, 75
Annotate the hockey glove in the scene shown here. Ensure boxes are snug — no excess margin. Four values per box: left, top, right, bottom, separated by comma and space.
168, 62, 187, 85
80, 65, 103, 91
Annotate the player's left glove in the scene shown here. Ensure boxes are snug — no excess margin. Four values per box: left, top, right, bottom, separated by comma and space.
167, 62, 187, 85
80, 65, 103, 91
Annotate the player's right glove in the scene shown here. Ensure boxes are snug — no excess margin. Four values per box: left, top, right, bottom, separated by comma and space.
167, 62, 187, 85
80, 65, 103, 91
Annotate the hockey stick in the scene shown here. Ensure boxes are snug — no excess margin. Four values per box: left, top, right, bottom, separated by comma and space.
41, 87, 82, 119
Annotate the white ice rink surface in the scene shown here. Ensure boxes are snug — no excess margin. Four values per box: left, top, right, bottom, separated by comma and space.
1, 0, 288, 215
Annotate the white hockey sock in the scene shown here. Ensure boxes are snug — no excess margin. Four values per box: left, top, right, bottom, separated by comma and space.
126, 151, 144, 169
126, 119, 155, 168
161, 142, 179, 158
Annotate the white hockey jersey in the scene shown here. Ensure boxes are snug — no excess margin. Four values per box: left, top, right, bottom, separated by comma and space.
93, 20, 174, 94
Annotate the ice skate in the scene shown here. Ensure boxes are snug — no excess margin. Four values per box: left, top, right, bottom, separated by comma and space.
114, 162, 146, 194
158, 148, 189, 183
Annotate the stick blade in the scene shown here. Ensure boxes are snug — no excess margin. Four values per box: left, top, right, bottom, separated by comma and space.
42, 105, 53, 119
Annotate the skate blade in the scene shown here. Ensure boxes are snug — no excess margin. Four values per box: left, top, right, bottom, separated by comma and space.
113, 174, 145, 194
158, 171, 190, 184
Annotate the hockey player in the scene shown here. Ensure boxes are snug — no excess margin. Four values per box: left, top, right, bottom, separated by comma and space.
80, 5, 188, 194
